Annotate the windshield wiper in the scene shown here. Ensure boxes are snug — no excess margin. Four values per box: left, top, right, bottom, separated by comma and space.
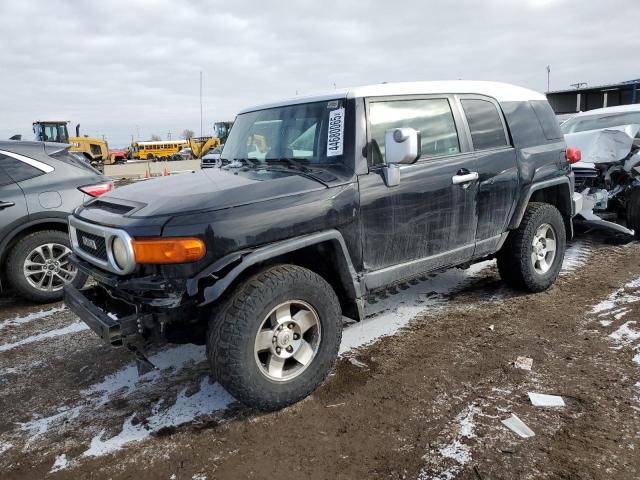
264, 157, 313, 172
220, 158, 259, 168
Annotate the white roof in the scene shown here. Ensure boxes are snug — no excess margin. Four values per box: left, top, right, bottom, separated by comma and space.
571, 103, 640, 118
239, 81, 546, 113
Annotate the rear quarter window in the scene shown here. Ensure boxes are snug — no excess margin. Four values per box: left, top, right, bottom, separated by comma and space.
530, 100, 563, 140
0, 155, 44, 182
460, 99, 509, 150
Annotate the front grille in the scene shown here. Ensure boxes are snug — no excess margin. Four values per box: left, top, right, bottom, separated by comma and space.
77, 230, 108, 260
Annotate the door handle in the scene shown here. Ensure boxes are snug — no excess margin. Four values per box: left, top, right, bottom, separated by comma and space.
452, 172, 479, 185
0, 201, 16, 210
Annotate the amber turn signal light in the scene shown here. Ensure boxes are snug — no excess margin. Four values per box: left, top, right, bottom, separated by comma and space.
131, 237, 206, 264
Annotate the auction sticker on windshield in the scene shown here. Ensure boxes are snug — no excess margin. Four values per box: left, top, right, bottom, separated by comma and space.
327, 108, 344, 157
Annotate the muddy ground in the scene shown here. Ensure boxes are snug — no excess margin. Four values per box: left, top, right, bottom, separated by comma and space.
0, 231, 639, 479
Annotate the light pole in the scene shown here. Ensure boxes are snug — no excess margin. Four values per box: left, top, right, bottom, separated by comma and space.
199, 71, 203, 138
546, 65, 550, 92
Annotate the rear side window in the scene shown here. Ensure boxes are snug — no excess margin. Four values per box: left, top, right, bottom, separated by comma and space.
53, 152, 101, 174
0, 155, 44, 182
0, 165, 14, 187
530, 100, 563, 140
461, 99, 509, 150
369, 98, 460, 165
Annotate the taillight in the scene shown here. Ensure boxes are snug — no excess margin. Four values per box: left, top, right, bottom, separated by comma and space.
566, 147, 581, 164
79, 182, 113, 197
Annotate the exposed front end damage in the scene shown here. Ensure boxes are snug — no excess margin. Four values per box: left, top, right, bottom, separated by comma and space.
566, 124, 640, 236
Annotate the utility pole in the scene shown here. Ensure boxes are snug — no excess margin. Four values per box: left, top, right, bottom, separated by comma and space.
167, 131, 172, 140
199, 71, 203, 138
135, 125, 140, 141
546, 65, 550, 92
130, 134, 134, 145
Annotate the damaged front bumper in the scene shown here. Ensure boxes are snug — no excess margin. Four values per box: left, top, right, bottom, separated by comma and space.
64, 254, 198, 345
63, 283, 140, 346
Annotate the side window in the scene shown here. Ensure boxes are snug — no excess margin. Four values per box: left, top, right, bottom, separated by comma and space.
530, 100, 563, 140
0, 165, 14, 187
460, 99, 509, 150
369, 98, 460, 165
0, 155, 44, 182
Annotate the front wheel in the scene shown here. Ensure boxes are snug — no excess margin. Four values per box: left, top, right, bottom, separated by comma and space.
207, 265, 342, 411
497, 202, 566, 292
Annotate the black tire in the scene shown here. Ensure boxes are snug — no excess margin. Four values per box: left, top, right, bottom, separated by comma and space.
207, 264, 342, 411
497, 202, 566, 292
6, 230, 88, 303
626, 188, 640, 240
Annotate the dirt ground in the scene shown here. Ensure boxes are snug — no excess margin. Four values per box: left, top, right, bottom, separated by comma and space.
1, 231, 639, 479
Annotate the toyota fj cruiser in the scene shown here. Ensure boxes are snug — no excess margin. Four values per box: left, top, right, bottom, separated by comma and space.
64, 81, 578, 410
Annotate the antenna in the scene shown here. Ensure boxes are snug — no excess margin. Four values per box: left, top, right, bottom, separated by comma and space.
200, 71, 203, 138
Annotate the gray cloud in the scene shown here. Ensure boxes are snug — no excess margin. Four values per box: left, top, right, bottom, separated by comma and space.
1, 0, 639, 146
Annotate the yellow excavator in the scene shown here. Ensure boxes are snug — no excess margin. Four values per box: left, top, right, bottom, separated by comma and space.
33, 121, 110, 167
186, 121, 233, 158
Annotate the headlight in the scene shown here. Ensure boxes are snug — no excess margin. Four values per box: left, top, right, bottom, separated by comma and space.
112, 236, 132, 270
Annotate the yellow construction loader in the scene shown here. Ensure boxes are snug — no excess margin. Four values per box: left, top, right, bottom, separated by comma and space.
186, 121, 233, 158
33, 121, 110, 166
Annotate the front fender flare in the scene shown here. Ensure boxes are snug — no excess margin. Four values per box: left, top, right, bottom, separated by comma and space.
188, 230, 363, 309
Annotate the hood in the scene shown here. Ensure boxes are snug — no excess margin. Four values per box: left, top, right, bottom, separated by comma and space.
565, 124, 639, 169
95, 167, 327, 218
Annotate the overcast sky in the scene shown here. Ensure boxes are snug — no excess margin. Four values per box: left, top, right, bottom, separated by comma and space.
1, 0, 639, 147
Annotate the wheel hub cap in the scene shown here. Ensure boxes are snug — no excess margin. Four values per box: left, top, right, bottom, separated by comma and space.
531, 223, 557, 275
254, 300, 321, 382
23, 242, 76, 292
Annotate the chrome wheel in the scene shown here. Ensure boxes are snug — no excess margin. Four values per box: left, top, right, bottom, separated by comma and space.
531, 223, 557, 274
23, 243, 76, 292
254, 300, 321, 382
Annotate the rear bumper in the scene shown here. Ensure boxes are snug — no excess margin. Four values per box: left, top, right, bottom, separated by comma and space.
63, 283, 139, 346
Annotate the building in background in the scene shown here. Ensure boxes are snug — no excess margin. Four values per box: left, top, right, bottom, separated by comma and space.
546, 78, 639, 114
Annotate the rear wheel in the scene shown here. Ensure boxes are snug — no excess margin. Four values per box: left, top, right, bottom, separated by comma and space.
626, 188, 640, 239
497, 202, 566, 292
6, 230, 88, 303
207, 265, 342, 411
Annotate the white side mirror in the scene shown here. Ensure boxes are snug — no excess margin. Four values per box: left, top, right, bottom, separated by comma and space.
384, 128, 421, 165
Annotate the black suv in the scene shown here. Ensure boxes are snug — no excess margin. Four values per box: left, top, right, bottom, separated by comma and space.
0, 141, 111, 302
64, 81, 577, 410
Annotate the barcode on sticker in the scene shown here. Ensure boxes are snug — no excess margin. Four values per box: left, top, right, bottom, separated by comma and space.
327, 108, 344, 157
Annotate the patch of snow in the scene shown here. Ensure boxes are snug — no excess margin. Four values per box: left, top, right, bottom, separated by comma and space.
418, 404, 480, 480
192, 475, 207, 480
82, 344, 206, 405
83, 376, 233, 457
0, 322, 88, 353
561, 240, 592, 274
609, 321, 640, 346
340, 262, 491, 354
0, 306, 66, 331
18, 407, 82, 449
0, 442, 12, 455
592, 276, 640, 314
49, 454, 70, 473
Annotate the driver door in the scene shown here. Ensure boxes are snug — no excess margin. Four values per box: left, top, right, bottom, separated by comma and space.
358, 96, 479, 288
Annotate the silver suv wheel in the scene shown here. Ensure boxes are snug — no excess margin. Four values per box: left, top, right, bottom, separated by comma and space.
531, 223, 557, 275
254, 300, 321, 382
23, 243, 76, 292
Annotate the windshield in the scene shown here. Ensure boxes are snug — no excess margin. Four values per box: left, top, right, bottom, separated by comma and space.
561, 111, 640, 134
221, 99, 346, 166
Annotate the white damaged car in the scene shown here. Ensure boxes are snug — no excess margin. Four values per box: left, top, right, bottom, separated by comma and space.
562, 105, 640, 237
